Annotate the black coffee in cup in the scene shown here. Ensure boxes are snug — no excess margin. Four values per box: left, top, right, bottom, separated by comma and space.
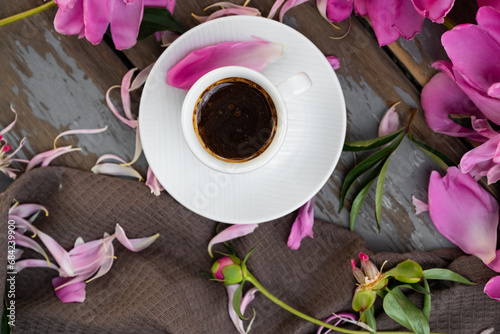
193, 77, 277, 162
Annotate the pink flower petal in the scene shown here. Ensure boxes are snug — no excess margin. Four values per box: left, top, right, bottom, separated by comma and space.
145, 166, 165, 196
412, 195, 429, 215
476, 6, 500, 54
167, 39, 282, 90
130, 63, 155, 91
460, 135, 500, 175
53, 126, 108, 149
14, 231, 52, 265
83, 0, 111, 45
486, 249, 500, 272
109, 0, 144, 50
428, 167, 499, 264
442, 23, 500, 95
472, 118, 498, 139
421, 72, 487, 141
394, 0, 425, 41
95, 153, 127, 164
0, 105, 18, 136
378, 103, 400, 137
36, 229, 74, 276
4, 137, 27, 161
193, 7, 261, 24
240, 287, 259, 314
120, 128, 142, 166
91, 162, 143, 180
207, 224, 259, 257
225, 285, 258, 334
54, 0, 85, 36
268, 0, 286, 19
279, 0, 310, 22
115, 224, 159, 252
54, 0, 79, 12
326, 56, 340, 70
287, 197, 315, 250
488, 83, 500, 99
484, 275, 500, 300
410, 0, 454, 23
85, 233, 115, 283
106, 85, 138, 128
325, 0, 354, 22
15, 259, 60, 273
318, 313, 360, 334
486, 163, 500, 184
477, 0, 500, 11
26, 146, 82, 171
226, 284, 246, 334
316, 0, 329, 21
353, 0, 367, 16
9, 203, 48, 218
52, 277, 86, 303
121, 68, 137, 120
1, 168, 18, 179
366, 0, 400, 46
144, 0, 175, 13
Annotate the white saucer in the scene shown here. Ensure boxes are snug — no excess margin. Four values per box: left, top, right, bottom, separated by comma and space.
139, 16, 346, 224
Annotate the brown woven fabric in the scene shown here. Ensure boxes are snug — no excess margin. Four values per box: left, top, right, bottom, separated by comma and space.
1, 167, 499, 333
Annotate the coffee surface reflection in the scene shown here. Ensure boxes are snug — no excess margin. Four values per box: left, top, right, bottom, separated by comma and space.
194, 77, 277, 162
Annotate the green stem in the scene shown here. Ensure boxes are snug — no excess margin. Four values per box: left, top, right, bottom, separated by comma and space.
0, 1, 56, 27
246, 273, 447, 334
246, 273, 413, 334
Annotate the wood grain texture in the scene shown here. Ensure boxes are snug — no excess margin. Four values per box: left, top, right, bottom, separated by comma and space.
0, 0, 149, 187
0, 0, 486, 253
386, 0, 479, 87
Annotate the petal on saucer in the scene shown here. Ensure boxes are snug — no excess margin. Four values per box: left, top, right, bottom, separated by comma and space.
167, 39, 282, 90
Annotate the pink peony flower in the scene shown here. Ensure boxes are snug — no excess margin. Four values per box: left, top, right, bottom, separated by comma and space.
317, 0, 454, 46
53, 0, 174, 50
415, 167, 499, 266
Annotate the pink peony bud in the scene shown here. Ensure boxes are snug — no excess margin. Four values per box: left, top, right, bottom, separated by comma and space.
2, 145, 11, 152
210, 256, 243, 285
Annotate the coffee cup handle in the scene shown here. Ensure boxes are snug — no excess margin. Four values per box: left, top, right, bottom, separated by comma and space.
276, 72, 312, 102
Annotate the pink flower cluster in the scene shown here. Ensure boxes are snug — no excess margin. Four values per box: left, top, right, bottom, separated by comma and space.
318, 0, 455, 46
419, 3, 500, 302
53, 0, 175, 50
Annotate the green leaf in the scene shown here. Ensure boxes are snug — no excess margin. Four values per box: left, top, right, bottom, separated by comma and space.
422, 278, 431, 321
422, 269, 475, 285
350, 157, 389, 230
385, 260, 423, 284
383, 287, 430, 334
242, 244, 259, 266
343, 129, 404, 152
407, 134, 455, 170
363, 307, 377, 333
233, 281, 248, 321
389, 281, 431, 295
339, 132, 404, 211
138, 8, 186, 40
350, 178, 376, 230
375, 157, 390, 231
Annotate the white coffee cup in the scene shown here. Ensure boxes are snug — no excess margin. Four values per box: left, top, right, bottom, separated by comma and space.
181, 66, 312, 174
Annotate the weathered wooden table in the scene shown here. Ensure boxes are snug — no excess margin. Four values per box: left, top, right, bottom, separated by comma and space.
0, 0, 481, 252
